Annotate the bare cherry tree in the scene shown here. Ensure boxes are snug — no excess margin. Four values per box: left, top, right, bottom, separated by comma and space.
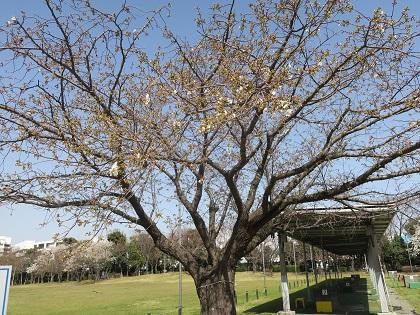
0, 0, 419, 313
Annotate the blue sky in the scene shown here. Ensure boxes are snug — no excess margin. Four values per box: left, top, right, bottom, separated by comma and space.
0, 0, 220, 243
0, 0, 418, 244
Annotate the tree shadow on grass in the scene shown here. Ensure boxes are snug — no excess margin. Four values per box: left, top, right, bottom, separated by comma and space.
245, 277, 378, 315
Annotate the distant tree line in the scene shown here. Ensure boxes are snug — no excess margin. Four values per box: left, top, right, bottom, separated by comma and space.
2, 218, 418, 286
0, 230, 179, 286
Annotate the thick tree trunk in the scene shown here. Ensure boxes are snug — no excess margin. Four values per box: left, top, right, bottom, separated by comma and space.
252, 262, 257, 273
195, 268, 236, 315
11, 270, 15, 286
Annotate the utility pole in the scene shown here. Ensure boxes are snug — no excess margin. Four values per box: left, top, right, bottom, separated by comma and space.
292, 240, 298, 281
405, 242, 413, 273
178, 202, 183, 315
310, 245, 317, 284
262, 241, 267, 294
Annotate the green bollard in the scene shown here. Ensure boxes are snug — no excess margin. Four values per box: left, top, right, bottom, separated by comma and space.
256, 289, 259, 300
245, 291, 249, 303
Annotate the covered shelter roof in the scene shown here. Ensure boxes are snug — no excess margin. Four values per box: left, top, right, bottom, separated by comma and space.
281, 206, 395, 255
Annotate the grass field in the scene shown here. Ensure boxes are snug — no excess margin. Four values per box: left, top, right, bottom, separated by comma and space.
8, 272, 381, 315
386, 275, 420, 312
392, 286, 420, 312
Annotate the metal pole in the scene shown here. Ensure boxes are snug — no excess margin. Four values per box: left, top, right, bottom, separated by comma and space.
178, 202, 183, 315
405, 242, 413, 273
178, 261, 182, 315
262, 241, 267, 293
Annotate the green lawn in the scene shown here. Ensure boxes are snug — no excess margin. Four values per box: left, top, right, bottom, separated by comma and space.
387, 275, 420, 312
7, 272, 380, 315
8, 272, 314, 315
393, 286, 420, 312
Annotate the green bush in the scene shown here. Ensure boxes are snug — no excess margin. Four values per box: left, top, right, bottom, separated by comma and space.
271, 263, 296, 273
235, 264, 248, 272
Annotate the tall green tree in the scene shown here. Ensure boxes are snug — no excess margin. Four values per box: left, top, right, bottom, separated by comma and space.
127, 239, 145, 275
381, 235, 408, 270
107, 231, 127, 245
107, 230, 128, 276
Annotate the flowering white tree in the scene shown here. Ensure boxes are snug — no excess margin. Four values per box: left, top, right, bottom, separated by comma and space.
65, 240, 112, 281
0, 1, 419, 313
413, 226, 420, 255
87, 240, 113, 280
26, 245, 68, 283
27, 250, 52, 283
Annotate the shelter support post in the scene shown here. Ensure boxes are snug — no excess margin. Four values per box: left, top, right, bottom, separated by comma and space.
292, 241, 298, 281
366, 233, 393, 314
310, 245, 317, 285
337, 254, 341, 278
322, 246, 327, 281
303, 242, 312, 302
334, 254, 338, 279
364, 253, 373, 287
277, 232, 295, 315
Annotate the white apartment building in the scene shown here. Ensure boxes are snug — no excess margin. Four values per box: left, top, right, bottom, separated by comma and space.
14, 239, 60, 251
0, 236, 12, 254
34, 240, 59, 249
13, 240, 36, 251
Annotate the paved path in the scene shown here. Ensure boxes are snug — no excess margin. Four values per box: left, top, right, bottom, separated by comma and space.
387, 287, 419, 315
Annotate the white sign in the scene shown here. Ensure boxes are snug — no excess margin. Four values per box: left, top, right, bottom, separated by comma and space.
0, 266, 12, 315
